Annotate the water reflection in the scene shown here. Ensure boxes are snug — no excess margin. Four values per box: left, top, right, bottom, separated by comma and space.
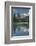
16, 26, 29, 32
13, 24, 29, 36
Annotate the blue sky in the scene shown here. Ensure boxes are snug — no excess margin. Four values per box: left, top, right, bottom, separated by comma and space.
12, 7, 30, 15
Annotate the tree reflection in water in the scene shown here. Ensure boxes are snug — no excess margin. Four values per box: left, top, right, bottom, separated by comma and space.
12, 24, 29, 36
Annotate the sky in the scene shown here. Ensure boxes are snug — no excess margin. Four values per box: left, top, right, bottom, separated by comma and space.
11, 7, 31, 16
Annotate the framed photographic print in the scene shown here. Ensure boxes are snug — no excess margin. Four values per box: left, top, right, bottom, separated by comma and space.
5, 2, 35, 44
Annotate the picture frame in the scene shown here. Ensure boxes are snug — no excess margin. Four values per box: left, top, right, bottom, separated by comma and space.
5, 1, 35, 44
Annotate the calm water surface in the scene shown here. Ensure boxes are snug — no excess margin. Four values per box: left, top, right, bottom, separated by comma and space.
12, 25, 29, 36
